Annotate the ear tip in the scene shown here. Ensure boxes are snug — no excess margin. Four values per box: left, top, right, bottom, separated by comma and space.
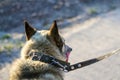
54, 20, 57, 23
24, 20, 30, 28
24, 20, 28, 25
53, 20, 57, 25
53, 20, 57, 27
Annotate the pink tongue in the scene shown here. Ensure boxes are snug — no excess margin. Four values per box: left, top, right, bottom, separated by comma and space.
66, 52, 70, 62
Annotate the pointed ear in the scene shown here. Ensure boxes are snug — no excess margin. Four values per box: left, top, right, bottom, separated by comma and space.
24, 21, 36, 41
49, 20, 59, 36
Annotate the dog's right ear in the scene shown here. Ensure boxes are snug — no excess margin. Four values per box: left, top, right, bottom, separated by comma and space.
49, 20, 59, 36
24, 21, 36, 41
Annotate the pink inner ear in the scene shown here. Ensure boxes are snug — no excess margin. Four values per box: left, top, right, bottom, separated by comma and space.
66, 52, 70, 62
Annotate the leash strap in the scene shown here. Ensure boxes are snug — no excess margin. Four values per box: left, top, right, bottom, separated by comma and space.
65, 48, 120, 72
31, 53, 99, 72
65, 58, 99, 72
30, 49, 120, 72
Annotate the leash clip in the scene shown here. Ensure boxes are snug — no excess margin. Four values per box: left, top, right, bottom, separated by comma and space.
51, 59, 69, 72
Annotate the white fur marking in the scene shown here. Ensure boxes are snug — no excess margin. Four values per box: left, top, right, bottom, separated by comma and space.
32, 30, 48, 42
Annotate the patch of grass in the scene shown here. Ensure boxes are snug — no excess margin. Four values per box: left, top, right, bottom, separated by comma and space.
0, 34, 24, 55
0, 40, 24, 54
88, 8, 98, 15
0, 34, 11, 40
16, 41, 24, 48
0, 47, 4, 53
4, 44, 14, 52
0, 44, 14, 54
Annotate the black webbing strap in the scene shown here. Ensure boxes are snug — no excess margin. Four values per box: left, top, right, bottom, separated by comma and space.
30, 48, 120, 72
65, 58, 99, 72
30, 52, 70, 69
30, 52, 100, 72
65, 48, 120, 72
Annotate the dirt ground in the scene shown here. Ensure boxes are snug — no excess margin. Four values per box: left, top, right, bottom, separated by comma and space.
0, 0, 120, 31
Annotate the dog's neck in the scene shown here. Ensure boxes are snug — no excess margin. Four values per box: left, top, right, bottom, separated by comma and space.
20, 39, 65, 61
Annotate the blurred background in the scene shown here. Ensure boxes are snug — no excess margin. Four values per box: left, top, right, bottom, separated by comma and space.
0, 0, 120, 80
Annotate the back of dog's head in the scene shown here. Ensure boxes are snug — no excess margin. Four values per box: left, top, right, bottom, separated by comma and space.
21, 21, 72, 61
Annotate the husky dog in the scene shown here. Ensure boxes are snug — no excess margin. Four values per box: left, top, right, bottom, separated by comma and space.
10, 21, 72, 80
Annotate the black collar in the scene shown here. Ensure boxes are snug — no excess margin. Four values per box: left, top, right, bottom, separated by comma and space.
30, 52, 70, 70
29, 49, 119, 72
29, 52, 100, 72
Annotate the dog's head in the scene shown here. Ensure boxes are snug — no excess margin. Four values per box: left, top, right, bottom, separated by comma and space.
21, 21, 72, 62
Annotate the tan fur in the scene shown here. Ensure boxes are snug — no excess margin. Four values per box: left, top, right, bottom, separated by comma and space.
9, 21, 69, 80
10, 59, 63, 80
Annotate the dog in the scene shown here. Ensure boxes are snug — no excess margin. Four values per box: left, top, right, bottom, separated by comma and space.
9, 20, 72, 80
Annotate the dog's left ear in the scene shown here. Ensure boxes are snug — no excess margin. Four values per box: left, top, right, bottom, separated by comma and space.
24, 21, 36, 41
49, 20, 59, 36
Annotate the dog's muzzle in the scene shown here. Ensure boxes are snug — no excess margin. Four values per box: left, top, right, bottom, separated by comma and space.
64, 45, 72, 62
67, 46, 72, 52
